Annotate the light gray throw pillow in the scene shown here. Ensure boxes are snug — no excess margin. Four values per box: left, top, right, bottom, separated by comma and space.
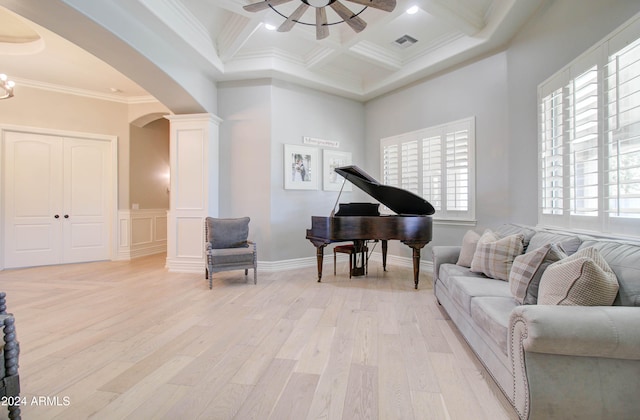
538, 247, 619, 306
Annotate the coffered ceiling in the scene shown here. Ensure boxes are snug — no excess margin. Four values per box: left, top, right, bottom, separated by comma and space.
0, 0, 545, 104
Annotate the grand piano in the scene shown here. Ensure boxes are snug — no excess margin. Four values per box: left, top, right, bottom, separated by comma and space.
306, 165, 434, 289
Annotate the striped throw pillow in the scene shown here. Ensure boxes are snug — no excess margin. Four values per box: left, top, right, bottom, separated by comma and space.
470, 230, 525, 281
509, 244, 566, 304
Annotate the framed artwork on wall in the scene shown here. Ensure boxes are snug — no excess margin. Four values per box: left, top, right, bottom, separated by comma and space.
284, 144, 319, 190
323, 150, 352, 191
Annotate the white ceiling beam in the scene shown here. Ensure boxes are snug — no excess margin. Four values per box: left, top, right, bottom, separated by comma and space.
417, 0, 485, 36
217, 13, 262, 61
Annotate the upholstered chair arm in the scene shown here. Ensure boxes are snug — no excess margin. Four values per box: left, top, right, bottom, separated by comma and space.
509, 305, 640, 420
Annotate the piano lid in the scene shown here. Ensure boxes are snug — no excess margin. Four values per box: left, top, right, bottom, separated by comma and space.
335, 165, 435, 216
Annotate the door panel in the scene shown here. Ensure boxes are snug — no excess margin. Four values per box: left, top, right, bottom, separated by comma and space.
63, 139, 111, 263
4, 133, 63, 268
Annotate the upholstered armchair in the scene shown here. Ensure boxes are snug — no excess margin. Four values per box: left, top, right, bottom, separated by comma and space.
204, 217, 257, 289
0, 292, 20, 420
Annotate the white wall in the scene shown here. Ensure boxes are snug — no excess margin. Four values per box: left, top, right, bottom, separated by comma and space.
507, 0, 640, 225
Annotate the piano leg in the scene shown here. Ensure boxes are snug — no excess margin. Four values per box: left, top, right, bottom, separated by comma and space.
412, 247, 421, 289
314, 244, 326, 282
382, 240, 388, 271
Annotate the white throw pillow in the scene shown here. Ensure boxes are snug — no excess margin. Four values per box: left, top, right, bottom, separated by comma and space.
456, 230, 480, 267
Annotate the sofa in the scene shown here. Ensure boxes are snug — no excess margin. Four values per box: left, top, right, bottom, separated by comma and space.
432, 224, 640, 420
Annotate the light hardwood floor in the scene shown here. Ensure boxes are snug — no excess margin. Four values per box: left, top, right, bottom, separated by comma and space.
0, 254, 517, 419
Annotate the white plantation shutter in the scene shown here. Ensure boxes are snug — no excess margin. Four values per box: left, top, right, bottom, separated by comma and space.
540, 86, 565, 216
569, 65, 599, 219
382, 143, 399, 187
538, 14, 640, 237
422, 135, 442, 211
401, 140, 419, 194
380, 117, 475, 221
445, 127, 470, 213
606, 35, 640, 232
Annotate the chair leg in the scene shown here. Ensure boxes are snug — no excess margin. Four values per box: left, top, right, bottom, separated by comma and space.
245, 269, 248, 275
349, 253, 352, 278
334, 250, 337, 275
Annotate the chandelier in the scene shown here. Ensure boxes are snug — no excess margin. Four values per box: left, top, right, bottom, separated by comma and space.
244, 0, 396, 40
0, 74, 15, 99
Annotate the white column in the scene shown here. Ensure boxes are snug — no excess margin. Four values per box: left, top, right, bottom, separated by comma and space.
165, 113, 222, 272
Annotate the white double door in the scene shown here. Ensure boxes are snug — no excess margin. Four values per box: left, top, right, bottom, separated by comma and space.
4, 131, 112, 268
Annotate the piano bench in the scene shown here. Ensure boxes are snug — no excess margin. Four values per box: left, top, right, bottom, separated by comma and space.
333, 244, 368, 278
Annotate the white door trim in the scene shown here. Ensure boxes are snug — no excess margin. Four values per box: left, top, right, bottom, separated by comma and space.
0, 124, 118, 270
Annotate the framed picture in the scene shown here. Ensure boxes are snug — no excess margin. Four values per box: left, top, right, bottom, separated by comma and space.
284, 144, 319, 190
323, 150, 352, 191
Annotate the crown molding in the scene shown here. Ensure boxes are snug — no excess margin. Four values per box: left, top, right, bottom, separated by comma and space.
12, 77, 157, 104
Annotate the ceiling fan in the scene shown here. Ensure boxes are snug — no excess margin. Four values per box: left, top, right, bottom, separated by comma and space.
243, 0, 397, 40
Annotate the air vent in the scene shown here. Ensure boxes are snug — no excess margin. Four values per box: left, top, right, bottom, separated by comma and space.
393, 34, 418, 49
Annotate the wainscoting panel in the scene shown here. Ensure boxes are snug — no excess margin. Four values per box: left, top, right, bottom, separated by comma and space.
117, 209, 168, 260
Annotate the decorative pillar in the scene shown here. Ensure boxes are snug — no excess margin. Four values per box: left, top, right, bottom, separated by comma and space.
165, 113, 222, 272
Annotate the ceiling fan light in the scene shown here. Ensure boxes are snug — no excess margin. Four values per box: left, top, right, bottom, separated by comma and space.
264, 23, 277, 30
407, 5, 419, 15
305, 0, 333, 8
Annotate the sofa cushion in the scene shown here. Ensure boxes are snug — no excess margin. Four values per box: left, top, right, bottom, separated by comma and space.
579, 239, 640, 306
206, 217, 250, 249
527, 231, 583, 255
495, 224, 537, 250
470, 231, 524, 281
538, 247, 619, 306
509, 244, 567, 304
470, 297, 518, 356
448, 276, 513, 314
438, 263, 487, 291
457, 230, 480, 267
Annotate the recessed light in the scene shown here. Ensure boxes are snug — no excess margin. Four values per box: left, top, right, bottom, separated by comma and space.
264, 23, 277, 31
407, 6, 419, 15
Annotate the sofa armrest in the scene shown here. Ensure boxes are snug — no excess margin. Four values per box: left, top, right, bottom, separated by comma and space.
510, 305, 640, 360
509, 305, 640, 419
431, 246, 461, 282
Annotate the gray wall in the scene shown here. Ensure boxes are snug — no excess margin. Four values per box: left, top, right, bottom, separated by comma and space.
507, 0, 640, 225
364, 0, 640, 260
364, 52, 510, 257
217, 79, 365, 261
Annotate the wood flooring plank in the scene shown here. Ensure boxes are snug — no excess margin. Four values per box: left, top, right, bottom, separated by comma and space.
378, 333, 415, 420
343, 363, 378, 420
233, 358, 297, 419
270, 372, 319, 420
294, 324, 336, 375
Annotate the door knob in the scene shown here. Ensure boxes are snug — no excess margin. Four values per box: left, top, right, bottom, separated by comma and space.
54, 214, 60, 219
64, 215, 69, 219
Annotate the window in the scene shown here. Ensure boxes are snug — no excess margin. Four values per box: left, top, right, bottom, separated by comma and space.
538, 16, 640, 237
381, 117, 475, 222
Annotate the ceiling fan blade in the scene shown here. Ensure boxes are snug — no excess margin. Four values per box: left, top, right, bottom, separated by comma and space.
345, 0, 396, 13
330, 1, 367, 33
278, 3, 309, 32
316, 7, 329, 40
243, 0, 293, 13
